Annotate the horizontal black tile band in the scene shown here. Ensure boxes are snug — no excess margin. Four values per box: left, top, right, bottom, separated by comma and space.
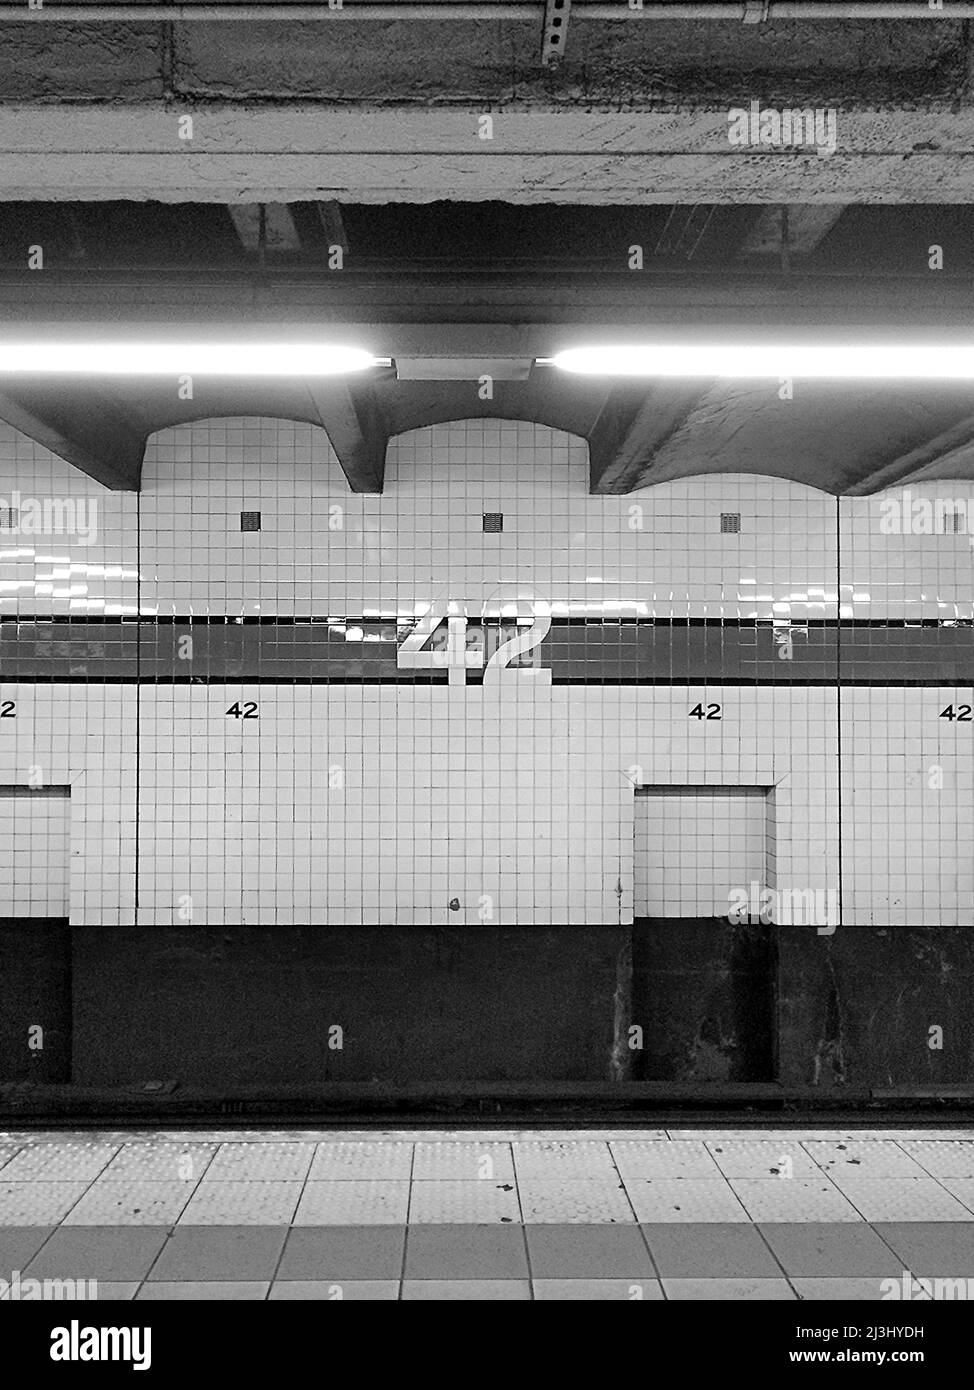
0, 615, 972, 682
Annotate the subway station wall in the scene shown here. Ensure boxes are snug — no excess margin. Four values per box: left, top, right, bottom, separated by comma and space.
0, 417, 972, 926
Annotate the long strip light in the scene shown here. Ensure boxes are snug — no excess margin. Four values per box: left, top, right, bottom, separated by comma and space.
0, 343, 382, 375
550, 344, 974, 380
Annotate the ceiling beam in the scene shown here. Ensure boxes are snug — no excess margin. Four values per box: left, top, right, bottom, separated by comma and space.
845, 412, 974, 495
315, 201, 347, 255
303, 377, 388, 493
2, 108, 970, 206
0, 384, 144, 490
228, 203, 302, 255
653, 206, 760, 262
738, 205, 847, 261
588, 381, 713, 494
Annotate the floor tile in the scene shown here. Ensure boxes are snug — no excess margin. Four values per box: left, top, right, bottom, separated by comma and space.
730, 1179, 862, 1223
137, 1282, 269, 1300
401, 1280, 530, 1300
89, 1283, 139, 1300
518, 1180, 634, 1224
0, 1144, 118, 1183
148, 1226, 287, 1282
412, 1143, 515, 1182
641, 1222, 782, 1278
62, 1182, 196, 1226
899, 1141, 974, 1179
0, 1182, 92, 1226
939, 1179, 974, 1214
758, 1222, 905, 1277
513, 1141, 616, 1180
269, 1280, 400, 1300
25, 1227, 170, 1282
308, 1143, 413, 1181
830, 1179, 974, 1222
625, 1179, 748, 1223
803, 1141, 929, 1179
278, 1227, 406, 1280
663, 1278, 797, 1300
102, 1143, 216, 1183
533, 1278, 664, 1300
178, 1181, 302, 1225
408, 1180, 519, 1224
294, 1181, 410, 1226
706, 1141, 821, 1180
524, 1224, 655, 1278
0, 1227, 54, 1271
610, 1141, 720, 1181
793, 1278, 904, 1301
404, 1224, 528, 1280
205, 1142, 315, 1182
873, 1222, 974, 1278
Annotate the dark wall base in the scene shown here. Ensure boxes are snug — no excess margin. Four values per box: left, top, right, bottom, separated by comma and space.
70, 926, 629, 1087
0, 921, 72, 1083
3, 922, 974, 1099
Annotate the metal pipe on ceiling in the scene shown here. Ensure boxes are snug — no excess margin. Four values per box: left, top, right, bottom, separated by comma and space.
4, 2, 974, 20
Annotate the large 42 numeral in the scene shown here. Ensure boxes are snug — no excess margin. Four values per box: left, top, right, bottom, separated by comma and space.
482, 611, 551, 687
397, 591, 551, 686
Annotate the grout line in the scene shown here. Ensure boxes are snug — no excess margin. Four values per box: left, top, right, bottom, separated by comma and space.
399, 1142, 417, 1300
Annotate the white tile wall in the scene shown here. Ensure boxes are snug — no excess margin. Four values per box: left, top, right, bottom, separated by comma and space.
633, 787, 769, 919
0, 416, 970, 924
0, 788, 70, 918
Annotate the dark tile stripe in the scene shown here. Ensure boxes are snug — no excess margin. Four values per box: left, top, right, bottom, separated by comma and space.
0, 616, 971, 683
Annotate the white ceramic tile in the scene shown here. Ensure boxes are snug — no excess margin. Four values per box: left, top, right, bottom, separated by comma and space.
513, 1142, 617, 1180
411, 1143, 515, 1182
102, 1143, 217, 1182
663, 1279, 797, 1301
62, 1182, 198, 1226
624, 1179, 750, 1224
0, 1181, 92, 1225
517, 1180, 635, 1224
802, 1141, 929, 1178
729, 1179, 863, 1223
794, 1278, 908, 1302
609, 1141, 720, 1180
707, 1141, 821, 1180
308, 1143, 414, 1181
407, 1181, 520, 1224
293, 1182, 410, 1226
204, 1143, 315, 1182
533, 1279, 665, 1301
177, 1181, 303, 1225
938, 1178, 974, 1213
830, 1178, 974, 1222
899, 1141, 974, 1178
0, 1144, 119, 1182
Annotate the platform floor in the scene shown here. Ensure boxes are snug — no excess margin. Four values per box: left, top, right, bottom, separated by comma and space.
2, 1128, 974, 1300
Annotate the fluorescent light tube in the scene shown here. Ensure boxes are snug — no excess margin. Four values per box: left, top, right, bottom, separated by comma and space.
0, 344, 380, 375
551, 344, 974, 379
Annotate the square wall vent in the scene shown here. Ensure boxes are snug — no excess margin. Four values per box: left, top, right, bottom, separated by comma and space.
240, 511, 262, 532
720, 512, 741, 534
483, 513, 504, 533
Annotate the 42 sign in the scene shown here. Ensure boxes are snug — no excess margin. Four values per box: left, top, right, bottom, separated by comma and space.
397, 590, 552, 687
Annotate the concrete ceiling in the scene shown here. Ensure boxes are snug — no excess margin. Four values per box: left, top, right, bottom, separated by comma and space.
2, 13, 974, 493
2, 11, 974, 203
